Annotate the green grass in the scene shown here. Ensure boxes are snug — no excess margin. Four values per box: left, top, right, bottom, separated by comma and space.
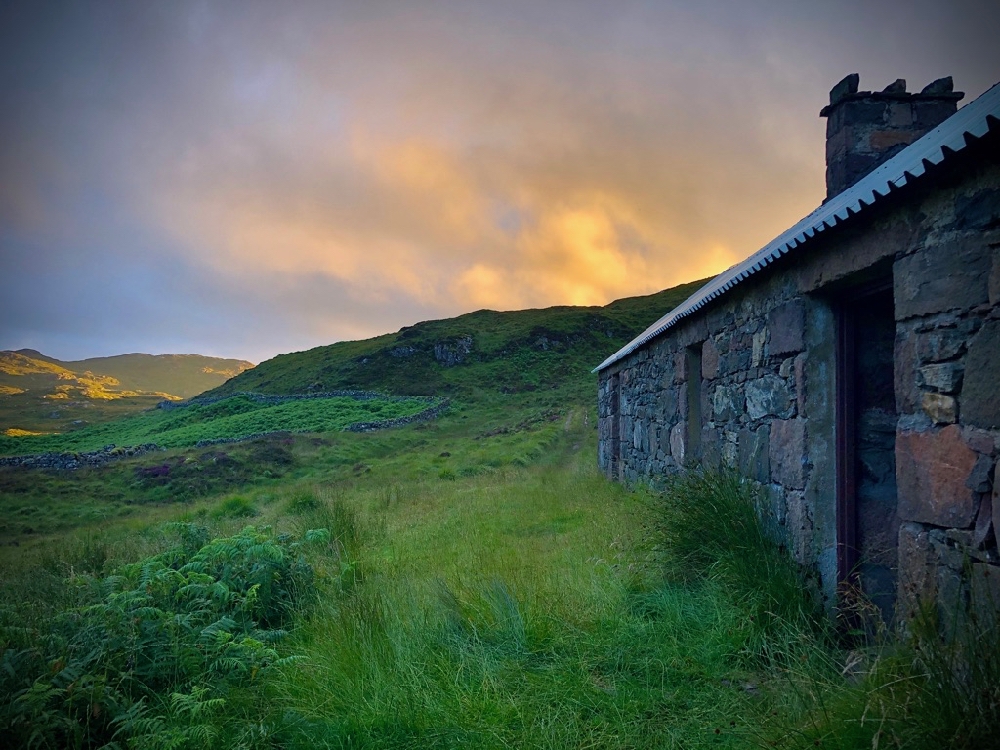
3, 413, 997, 748
0, 394, 435, 456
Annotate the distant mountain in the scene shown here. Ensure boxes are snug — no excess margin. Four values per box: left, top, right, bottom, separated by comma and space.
54, 353, 254, 399
0, 350, 254, 434
7, 351, 254, 400
204, 279, 707, 405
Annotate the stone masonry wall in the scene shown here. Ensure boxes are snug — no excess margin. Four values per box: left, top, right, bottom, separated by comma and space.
599, 147, 1000, 623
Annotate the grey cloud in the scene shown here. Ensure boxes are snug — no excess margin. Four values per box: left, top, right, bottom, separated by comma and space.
1, 0, 998, 361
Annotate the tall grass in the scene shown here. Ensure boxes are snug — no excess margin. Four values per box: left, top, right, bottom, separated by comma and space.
652, 470, 819, 645
4, 411, 996, 748
653, 471, 1000, 750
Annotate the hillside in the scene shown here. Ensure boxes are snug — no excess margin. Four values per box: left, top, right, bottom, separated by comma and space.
207, 279, 707, 404
14, 350, 254, 398
0, 350, 254, 434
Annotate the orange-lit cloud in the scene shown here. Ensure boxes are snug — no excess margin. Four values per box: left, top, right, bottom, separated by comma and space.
2, 0, 998, 361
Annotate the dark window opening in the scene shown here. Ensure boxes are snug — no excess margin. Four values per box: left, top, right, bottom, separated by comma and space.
837, 284, 898, 627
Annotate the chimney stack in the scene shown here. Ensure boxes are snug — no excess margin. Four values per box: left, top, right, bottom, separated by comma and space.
820, 74, 964, 199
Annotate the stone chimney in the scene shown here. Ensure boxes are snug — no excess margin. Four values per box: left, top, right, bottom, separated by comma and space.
820, 74, 964, 199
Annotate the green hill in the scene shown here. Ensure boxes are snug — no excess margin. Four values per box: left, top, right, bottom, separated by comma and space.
206, 279, 707, 405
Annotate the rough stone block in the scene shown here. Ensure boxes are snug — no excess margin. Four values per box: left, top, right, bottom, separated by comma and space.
915, 327, 966, 363
966, 454, 993, 494
961, 426, 996, 456
896, 424, 979, 527
746, 375, 795, 420
659, 387, 679, 421
702, 338, 720, 380
894, 238, 991, 319
917, 362, 964, 393
961, 320, 1000, 430
921, 392, 957, 424
738, 425, 770, 483
770, 418, 808, 490
768, 301, 806, 356
713, 385, 743, 422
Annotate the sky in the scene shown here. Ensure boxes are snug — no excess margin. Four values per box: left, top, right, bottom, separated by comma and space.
2, 1, 999, 364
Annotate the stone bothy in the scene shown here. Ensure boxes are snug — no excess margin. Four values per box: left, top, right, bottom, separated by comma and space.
595, 75, 1000, 626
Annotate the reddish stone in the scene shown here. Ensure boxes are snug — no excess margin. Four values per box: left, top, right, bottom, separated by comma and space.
896, 424, 979, 527
868, 129, 917, 151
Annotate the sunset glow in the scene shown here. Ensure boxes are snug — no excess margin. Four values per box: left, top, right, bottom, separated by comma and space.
1, 1, 997, 361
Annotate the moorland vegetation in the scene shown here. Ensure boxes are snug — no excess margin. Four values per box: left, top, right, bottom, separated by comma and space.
2, 281, 997, 749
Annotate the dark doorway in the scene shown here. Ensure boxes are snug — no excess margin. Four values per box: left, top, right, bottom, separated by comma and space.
837, 284, 899, 625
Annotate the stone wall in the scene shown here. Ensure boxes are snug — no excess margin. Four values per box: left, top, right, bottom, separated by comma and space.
598, 146, 1000, 623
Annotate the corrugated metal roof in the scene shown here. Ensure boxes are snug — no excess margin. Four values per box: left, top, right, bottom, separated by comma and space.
595, 80, 1000, 373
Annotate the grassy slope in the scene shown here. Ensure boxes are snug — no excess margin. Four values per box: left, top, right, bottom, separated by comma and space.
205, 280, 706, 402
